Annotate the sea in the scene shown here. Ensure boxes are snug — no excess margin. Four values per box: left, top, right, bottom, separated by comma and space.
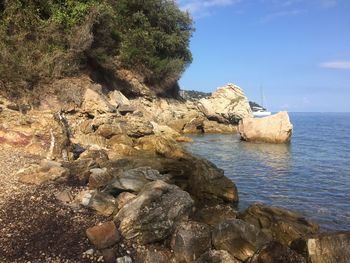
185, 112, 350, 231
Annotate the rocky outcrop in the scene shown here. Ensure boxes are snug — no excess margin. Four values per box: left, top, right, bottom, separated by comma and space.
115, 180, 194, 244
171, 221, 211, 262
189, 158, 239, 203
238, 111, 293, 143
17, 160, 69, 185
0, 108, 71, 160
104, 167, 171, 194
212, 219, 270, 261
247, 241, 306, 263
239, 203, 319, 246
198, 83, 252, 124
290, 232, 350, 263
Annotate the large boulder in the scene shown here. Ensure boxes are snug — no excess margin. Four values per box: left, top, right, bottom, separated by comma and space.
171, 221, 212, 263
198, 83, 252, 124
106, 156, 239, 204
247, 241, 306, 263
239, 203, 319, 246
189, 158, 239, 203
115, 180, 193, 244
104, 167, 171, 194
290, 232, 350, 263
238, 111, 293, 143
212, 219, 270, 261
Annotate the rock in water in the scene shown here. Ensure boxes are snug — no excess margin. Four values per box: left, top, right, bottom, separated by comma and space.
290, 232, 350, 263
212, 219, 270, 261
238, 111, 293, 143
115, 180, 193, 244
198, 83, 252, 124
247, 241, 306, 263
239, 203, 319, 246
171, 221, 211, 263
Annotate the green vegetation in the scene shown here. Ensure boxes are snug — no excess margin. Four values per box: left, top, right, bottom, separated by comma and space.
0, 0, 194, 100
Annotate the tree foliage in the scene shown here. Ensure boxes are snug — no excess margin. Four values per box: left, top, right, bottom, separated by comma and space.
0, 0, 194, 99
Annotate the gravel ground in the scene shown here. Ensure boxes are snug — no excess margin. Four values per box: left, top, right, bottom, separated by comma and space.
0, 145, 118, 263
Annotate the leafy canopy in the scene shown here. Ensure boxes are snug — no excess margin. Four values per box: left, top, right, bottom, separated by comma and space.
0, 0, 194, 99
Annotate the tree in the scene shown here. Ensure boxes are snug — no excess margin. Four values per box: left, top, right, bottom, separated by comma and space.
0, 0, 194, 100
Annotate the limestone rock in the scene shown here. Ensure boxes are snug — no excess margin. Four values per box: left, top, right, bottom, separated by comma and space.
116, 192, 137, 210
115, 180, 194, 244
105, 167, 171, 194
212, 219, 270, 261
108, 90, 130, 108
195, 250, 240, 263
290, 232, 350, 263
17, 162, 69, 185
238, 112, 293, 143
203, 120, 237, 134
198, 83, 252, 124
171, 221, 211, 263
239, 203, 319, 246
136, 135, 186, 159
120, 116, 154, 138
247, 241, 306, 263
86, 221, 120, 249
81, 88, 115, 114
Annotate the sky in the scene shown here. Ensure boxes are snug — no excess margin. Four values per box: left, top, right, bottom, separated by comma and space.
177, 0, 350, 112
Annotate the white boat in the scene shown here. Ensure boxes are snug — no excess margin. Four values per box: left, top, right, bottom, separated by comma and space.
252, 86, 271, 117
252, 106, 271, 117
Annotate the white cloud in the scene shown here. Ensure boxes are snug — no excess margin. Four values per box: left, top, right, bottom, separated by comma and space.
320, 61, 350, 70
177, 0, 241, 17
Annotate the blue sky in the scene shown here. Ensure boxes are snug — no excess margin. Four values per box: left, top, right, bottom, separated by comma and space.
177, 0, 350, 112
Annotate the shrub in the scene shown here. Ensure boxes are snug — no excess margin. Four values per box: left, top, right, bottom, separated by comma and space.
0, 0, 194, 100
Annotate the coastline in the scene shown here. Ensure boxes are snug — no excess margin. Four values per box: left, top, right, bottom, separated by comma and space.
0, 85, 348, 262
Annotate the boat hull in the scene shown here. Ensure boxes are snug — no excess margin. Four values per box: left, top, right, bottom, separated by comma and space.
253, 111, 272, 117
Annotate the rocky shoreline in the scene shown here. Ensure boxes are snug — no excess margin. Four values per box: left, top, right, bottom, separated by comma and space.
0, 79, 349, 262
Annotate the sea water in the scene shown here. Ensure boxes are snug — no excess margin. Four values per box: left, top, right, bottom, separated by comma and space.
185, 112, 350, 231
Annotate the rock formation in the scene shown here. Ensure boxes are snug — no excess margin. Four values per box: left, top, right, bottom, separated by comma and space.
198, 83, 253, 124
239, 111, 293, 143
3, 78, 349, 263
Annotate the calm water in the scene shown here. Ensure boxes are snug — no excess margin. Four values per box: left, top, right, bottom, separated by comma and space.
185, 113, 350, 231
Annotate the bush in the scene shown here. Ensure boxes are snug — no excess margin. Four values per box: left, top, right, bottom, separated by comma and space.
0, 0, 194, 100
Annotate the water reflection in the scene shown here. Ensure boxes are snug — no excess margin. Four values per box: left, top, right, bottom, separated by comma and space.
239, 141, 292, 173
